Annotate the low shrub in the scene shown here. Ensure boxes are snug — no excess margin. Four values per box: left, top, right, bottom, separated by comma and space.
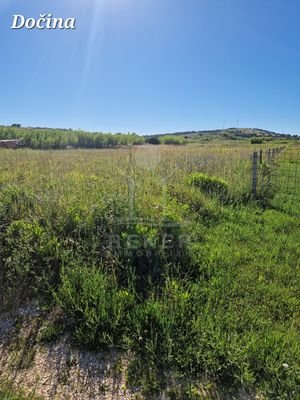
159, 136, 185, 145
166, 183, 221, 225
145, 136, 160, 145
251, 137, 263, 144
186, 173, 229, 199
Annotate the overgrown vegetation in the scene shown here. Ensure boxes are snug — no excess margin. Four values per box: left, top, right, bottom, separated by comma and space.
158, 135, 186, 145
186, 173, 229, 198
145, 135, 186, 145
251, 137, 264, 144
0, 144, 299, 399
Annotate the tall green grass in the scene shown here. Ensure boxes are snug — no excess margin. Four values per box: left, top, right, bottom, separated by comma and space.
0, 144, 299, 398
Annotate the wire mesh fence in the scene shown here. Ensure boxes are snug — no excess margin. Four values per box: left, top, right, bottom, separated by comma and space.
0, 145, 299, 220
253, 146, 300, 216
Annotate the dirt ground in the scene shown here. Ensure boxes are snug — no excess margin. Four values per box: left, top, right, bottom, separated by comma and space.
0, 304, 261, 400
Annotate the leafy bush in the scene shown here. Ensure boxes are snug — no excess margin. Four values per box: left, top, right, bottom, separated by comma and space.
145, 136, 160, 145
166, 183, 221, 225
251, 137, 263, 144
159, 135, 185, 145
186, 173, 229, 198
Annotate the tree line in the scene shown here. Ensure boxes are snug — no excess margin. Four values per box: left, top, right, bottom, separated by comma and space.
0, 126, 145, 149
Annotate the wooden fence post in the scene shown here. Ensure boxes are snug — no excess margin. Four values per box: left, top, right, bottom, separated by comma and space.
252, 151, 258, 197
267, 149, 271, 163
259, 149, 263, 164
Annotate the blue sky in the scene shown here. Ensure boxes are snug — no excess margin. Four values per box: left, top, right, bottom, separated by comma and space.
0, 0, 300, 135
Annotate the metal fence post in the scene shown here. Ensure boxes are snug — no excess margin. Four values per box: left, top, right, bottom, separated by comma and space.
252, 151, 258, 197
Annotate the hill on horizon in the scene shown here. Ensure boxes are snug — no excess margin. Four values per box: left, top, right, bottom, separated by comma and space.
150, 127, 298, 139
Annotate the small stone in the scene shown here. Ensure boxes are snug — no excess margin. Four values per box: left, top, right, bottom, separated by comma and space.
282, 363, 289, 369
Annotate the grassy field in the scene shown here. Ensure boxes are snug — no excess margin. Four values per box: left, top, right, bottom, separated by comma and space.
0, 142, 299, 399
